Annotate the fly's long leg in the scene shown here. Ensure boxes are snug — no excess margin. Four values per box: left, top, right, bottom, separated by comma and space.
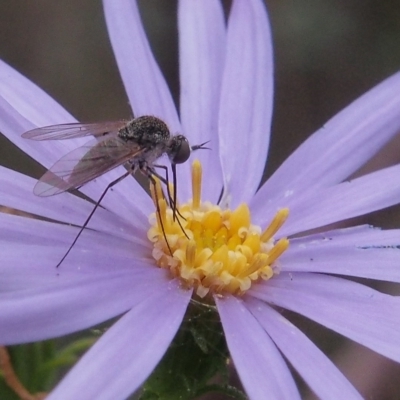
152, 164, 187, 221
152, 164, 188, 239
56, 171, 130, 268
171, 163, 178, 221
144, 168, 173, 256
151, 165, 171, 201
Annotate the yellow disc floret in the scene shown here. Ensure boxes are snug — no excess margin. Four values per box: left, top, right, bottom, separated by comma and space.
148, 160, 289, 298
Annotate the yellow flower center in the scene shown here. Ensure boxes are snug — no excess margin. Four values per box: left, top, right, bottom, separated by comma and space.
147, 160, 289, 298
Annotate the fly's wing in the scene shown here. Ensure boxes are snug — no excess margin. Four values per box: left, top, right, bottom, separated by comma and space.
35, 137, 143, 196
22, 121, 128, 140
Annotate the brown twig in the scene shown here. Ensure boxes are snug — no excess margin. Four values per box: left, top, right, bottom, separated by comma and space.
0, 346, 47, 400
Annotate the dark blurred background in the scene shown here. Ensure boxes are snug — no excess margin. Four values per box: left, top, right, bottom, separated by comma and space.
1, 1, 400, 398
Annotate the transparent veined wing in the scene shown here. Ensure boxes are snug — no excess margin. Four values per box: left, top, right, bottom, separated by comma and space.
34, 137, 143, 196
22, 120, 129, 140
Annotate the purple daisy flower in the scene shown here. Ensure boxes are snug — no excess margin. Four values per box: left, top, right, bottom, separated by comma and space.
1, 0, 400, 399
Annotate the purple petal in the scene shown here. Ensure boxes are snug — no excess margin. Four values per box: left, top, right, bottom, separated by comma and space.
1, 241, 150, 289
0, 166, 143, 238
103, 0, 180, 133
245, 298, 362, 399
1, 236, 151, 282
218, 0, 274, 207
253, 71, 400, 211
282, 226, 400, 282
215, 294, 300, 400
46, 281, 191, 400
1, 244, 145, 292
249, 273, 400, 362
177, 0, 225, 202
0, 208, 149, 250
1, 232, 155, 293
277, 163, 400, 237
0, 266, 171, 344
0, 211, 152, 294
287, 224, 400, 246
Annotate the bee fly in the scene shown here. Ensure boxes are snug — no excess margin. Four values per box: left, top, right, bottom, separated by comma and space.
22, 115, 208, 267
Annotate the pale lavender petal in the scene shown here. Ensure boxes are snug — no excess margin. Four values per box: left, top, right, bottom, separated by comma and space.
0, 212, 150, 271
0, 207, 148, 250
0, 166, 141, 238
218, 0, 274, 207
2, 240, 151, 278
0, 267, 170, 344
277, 163, 400, 237
253, 71, 400, 210
0, 212, 152, 297
103, 0, 180, 133
1, 222, 155, 292
216, 295, 300, 400
246, 298, 362, 400
249, 273, 400, 362
1, 243, 151, 292
47, 281, 191, 400
287, 224, 400, 246
282, 226, 400, 282
178, 0, 225, 202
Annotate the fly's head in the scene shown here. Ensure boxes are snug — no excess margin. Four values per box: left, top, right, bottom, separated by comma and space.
167, 135, 191, 164
167, 135, 210, 165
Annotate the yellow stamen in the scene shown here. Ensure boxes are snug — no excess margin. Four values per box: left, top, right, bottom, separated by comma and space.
229, 203, 250, 235
267, 238, 289, 264
147, 160, 290, 297
260, 208, 289, 242
158, 198, 168, 231
192, 159, 202, 210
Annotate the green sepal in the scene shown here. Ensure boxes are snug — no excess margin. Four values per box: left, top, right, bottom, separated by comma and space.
140, 300, 246, 400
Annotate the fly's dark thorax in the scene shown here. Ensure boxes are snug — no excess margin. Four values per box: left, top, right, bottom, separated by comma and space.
118, 116, 170, 153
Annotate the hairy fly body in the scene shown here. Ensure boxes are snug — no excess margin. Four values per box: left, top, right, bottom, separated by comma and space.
22, 115, 208, 266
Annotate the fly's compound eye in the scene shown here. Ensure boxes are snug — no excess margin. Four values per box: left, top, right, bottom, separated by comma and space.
171, 135, 191, 164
